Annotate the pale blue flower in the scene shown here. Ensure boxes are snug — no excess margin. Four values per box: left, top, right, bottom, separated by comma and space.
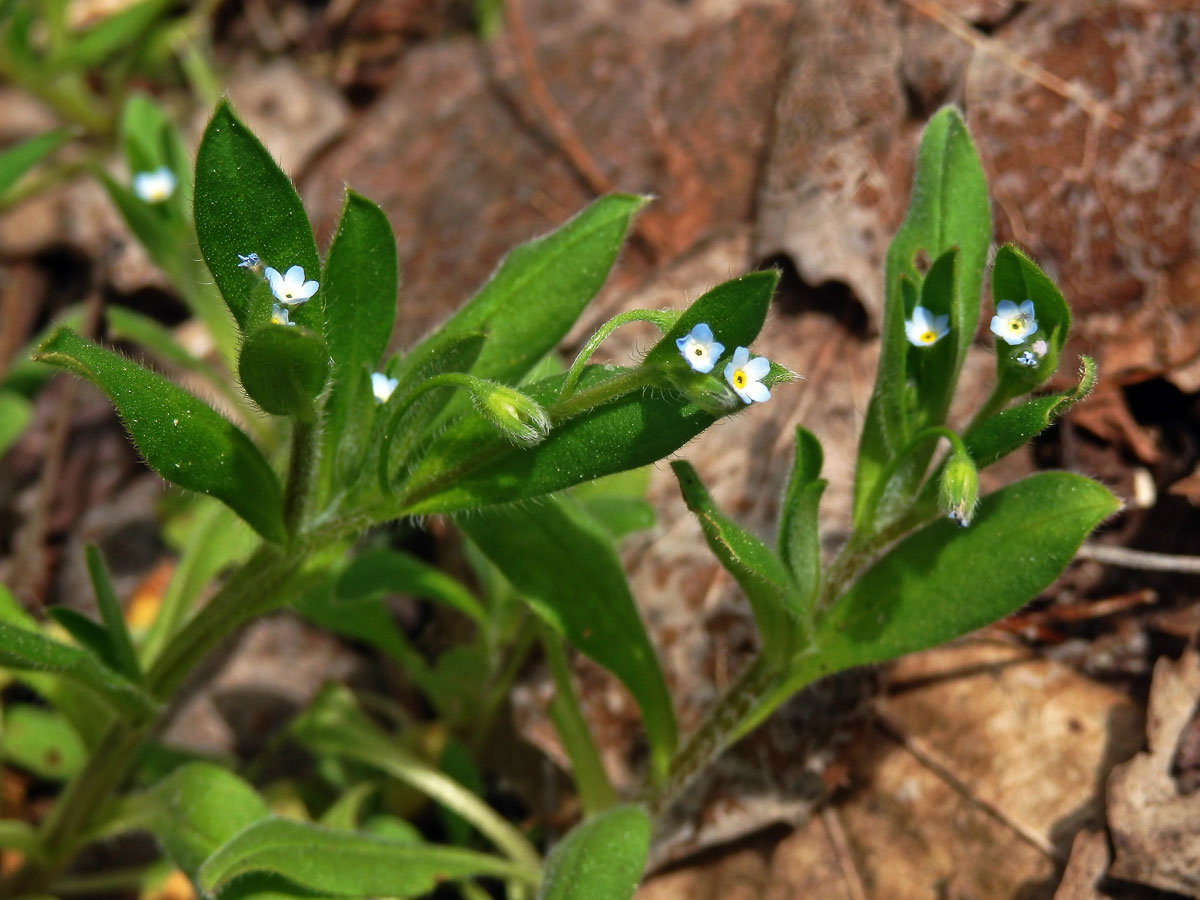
265, 265, 319, 305
270, 303, 294, 327
991, 299, 1037, 345
676, 322, 724, 374
371, 372, 398, 404
904, 305, 950, 347
237, 252, 261, 269
724, 346, 771, 404
132, 166, 177, 204
1016, 350, 1037, 367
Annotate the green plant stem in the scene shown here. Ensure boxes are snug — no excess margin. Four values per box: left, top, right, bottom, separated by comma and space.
644, 654, 776, 817
470, 612, 537, 751
283, 420, 318, 539
559, 309, 676, 399
541, 625, 618, 815
546, 366, 656, 425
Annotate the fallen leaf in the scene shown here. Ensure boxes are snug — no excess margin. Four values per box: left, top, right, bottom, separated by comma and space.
1052, 829, 1109, 900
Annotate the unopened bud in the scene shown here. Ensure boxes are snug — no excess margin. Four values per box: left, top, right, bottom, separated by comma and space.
471, 382, 551, 447
664, 368, 740, 416
939, 447, 978, 528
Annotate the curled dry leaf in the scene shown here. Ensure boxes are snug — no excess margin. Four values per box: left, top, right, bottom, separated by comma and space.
1107, 649, 1200, 895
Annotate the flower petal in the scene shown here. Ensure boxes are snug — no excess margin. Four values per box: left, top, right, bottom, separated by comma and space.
731, 346, 750, 367
1018, 299, 1036, 318
692, 322, 714, 343
995, 299, 1018, 317
744, 356, 770, 380
299, 280, 319, 299
744, 381, 771, 403
285, 265, 305, 285
709, 340, 725, 360
265, 267, 283, 291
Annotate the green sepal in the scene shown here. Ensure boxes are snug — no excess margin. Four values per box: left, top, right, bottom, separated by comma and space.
460, 495, 677, 779
671, 461, 801, 661
195, 101, 321, 331
538, 805, 650, 900
990, 244, 1070, 401
238, 324, 331, 422
777, 426, 825, 612
35, 327, 286, 543
642, 270, 779, 370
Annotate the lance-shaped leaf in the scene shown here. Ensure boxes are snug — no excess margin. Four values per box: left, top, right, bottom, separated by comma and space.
416, 193, 646, 388
239, 325, 330, 422
642, 270, 779, 369
0, 620, 156, 720
538, 805, 650, 900
51, 0, 171, 68
0, 127, 71, 198
130, 763, 271, 878
990, 244, 1071, 400
459, 496, 677, 778
400, 365, 715, 516
119, 92, 193, 219
854, 107, 991, 525
672, 462, 800, 661
741, 472, 1118, 738
35, 328, 285, 542
85, 544, 142, 683
195, 101, 321, 331
777, 426, 826, 612
197, 818, 532, 898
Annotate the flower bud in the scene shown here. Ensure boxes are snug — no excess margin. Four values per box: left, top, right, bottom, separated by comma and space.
939, 447, 978, 528
664, 368, 741, 416
471, 382, 551, 447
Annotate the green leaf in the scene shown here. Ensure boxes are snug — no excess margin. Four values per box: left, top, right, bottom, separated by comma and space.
97, 170, 188, 285
0, 819, 37, 853
417, 193, 645, 388
195, 101, 321, 331
854, 107, 991, 525
402, 365, 715, 515
119, 92, 193, 220
35, 328, 286, 542
0, 128, 71, 198
197, 818, 531, 898
290, 685, 542, 872
671, 462, 800, 661
238, 325, 330, 422
0, 705, 85, 780
0, 619, 156, 720
824, 472, 1116, 668
538, 806, 650, 900
990, 244, 1071, 399
642, 270, 779, 369
459, 496, 677, 777
321, 190, 397, 382
52, 0, 171, 68
318, 783, 380, 832
777, 426, 826, 610
83, 544, 142, 683
136, 763, 270, 878
570, 468, 655, 539
907, 248, 958, 429
336, 548, 488, 631
0, 390, 32, 457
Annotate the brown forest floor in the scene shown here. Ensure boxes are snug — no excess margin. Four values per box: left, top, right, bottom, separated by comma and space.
2, 1, 1200, 898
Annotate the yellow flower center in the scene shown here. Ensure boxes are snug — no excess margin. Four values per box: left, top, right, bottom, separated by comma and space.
920, 330, 936, 344
733, 370, 747, 388
1009, 319, 1023, 332
693, 347, 705, 357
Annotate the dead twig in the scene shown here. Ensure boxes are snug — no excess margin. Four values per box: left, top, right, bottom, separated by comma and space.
1076, 544, 1200, 576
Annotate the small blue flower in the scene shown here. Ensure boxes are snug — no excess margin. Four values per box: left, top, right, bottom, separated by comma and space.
676, 323, 724, 374
237, 252, 261, 269
371, 372, 399, 404
1016, 350, 1037, 367
724, 346, 771, 404
990, 299, 1037, 345
265, 265, 319, 305
132, 166, 176, 203
904, 306, 950, 347
270, 303, 295, 327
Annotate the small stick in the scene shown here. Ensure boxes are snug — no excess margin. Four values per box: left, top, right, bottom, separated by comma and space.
1075, 544, 1200, 576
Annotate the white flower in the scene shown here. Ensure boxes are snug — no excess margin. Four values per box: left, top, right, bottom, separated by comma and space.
724, 346, 771, 404
371, 372, 398, 404
675, 322, 725, 374
990, 299, 1037, 346
132, 166, 177, 204
265, 265, 319, 305
904, 306, 950, 347
270, 303, 294, 327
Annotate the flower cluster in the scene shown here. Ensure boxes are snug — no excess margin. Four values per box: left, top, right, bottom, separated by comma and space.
676, 324, 772, 405
991, 299, 1046, 366
238, 254, 319, 329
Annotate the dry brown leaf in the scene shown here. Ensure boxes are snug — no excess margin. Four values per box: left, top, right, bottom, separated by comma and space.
1052, 830, 1109, 900
1107, 649, 1200, 895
